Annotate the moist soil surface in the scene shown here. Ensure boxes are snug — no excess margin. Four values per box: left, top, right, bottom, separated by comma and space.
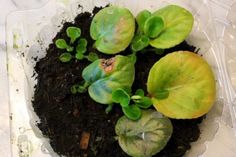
33, 7, 204, 157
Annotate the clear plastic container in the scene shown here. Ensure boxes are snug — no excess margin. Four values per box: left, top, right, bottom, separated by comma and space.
6, 0, 235, 156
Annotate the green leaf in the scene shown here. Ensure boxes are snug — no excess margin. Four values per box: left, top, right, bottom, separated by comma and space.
66, 46, 74, 52
147, 51, 216, 119
75, 52, 84, 60
112, 88, 130, 108
70, 84, 79, 94
136, 10, 151, 33
122, 105, 141, 120
66, 26, 81, 44
131, 34, 150, 52
90, 6, 135, 54
115, 110, 173, 157
144, 15, 165, 38
135, 89, 145, 97
87, 52, 99, 62
59, 53, 72, 62
82, 55, 136, 104
105, 104, 114, 114
136, 97, 153, 109
76, 38, 87, 54
150, 5, 194, 49
55, 39, 69, 49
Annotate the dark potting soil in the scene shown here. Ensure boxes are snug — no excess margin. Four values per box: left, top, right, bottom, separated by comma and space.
32, 7, 204, 157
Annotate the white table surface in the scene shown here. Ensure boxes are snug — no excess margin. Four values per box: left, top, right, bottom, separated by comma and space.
0, 0, 236, 156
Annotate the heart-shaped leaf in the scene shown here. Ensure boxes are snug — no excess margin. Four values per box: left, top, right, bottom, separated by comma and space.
112, 88, 130, 108
82, 55, 136, 104
150, 5, 194, 49
90, 6, 135, 54
144, 15, 165, 38
115, 110, 173, 157
147, 51, 216, 119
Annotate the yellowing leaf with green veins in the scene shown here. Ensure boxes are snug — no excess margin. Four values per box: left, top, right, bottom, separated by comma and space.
82, 55, 136, 104
147, 51, 216, 119
115, 110, 173, 157
90, 6, 135, 54
150, 5, 194, 49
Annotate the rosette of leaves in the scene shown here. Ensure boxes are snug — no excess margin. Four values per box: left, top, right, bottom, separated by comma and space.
147, 51, 216, 119
55, 26, 98, 62
82, 55, 136, 104
90, 6, 135, 54
111, 88, 152, 120
131, 5, 194, 52
115, 110, 173, 157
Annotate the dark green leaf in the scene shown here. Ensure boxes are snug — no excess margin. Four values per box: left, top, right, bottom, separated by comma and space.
136, 97, 153, 109
135, 89, 145, 97
66, 26, 81, 44
144, 15, 165, 38
136, 10, 151, 33
70, 84, 79, 94
112, 88, 130, 108
75, 52, 84, 60
76, 38, 87, 54
131, 34, 150, 52
59, 53, 72, 62
154, 89, 169, 99
87, 52, 99, 62
55, 39, 69, 49
122, 105, 141, 120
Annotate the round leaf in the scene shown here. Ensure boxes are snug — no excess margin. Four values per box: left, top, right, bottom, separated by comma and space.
135, 89, 145, 97
82, 55, 136, 104
90, 6, 135, 54
59, 53, 72, 62
66, 26, 81, 43
55, 39, 69, 49
144, 15, 165, 38
112, 88, 130, 107
115, 110, 173, 157
147, 51, 216, 119
150, 5, 194, 49
136, 10, 152, 33
76, 38, 87, 54
136, 97, 153, 109
122, 105, 141, 120
75, 52, 84, 60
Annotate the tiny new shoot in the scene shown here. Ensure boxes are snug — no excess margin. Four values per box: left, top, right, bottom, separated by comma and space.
66, 26, 81, 44
112, 88, 152, 120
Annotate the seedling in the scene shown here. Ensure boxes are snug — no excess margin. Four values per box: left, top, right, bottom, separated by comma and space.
112, 88, 152, 120
82, 55, 136, 104
90, 6, 135, 54
147, 51, 216, 119
131, 5, 194, 52
115, 110, 173, 157
55, 39, 74, 52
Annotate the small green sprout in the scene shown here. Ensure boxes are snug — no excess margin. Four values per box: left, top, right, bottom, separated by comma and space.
115, 110, 173, 157
112, 88, 152, 120
131, 34, 150, 52
75, 38, 87, 60
55, 39, 74, 52
66, 26, 81, 44
59, 53, 72, 62
70, 82, 89, 94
